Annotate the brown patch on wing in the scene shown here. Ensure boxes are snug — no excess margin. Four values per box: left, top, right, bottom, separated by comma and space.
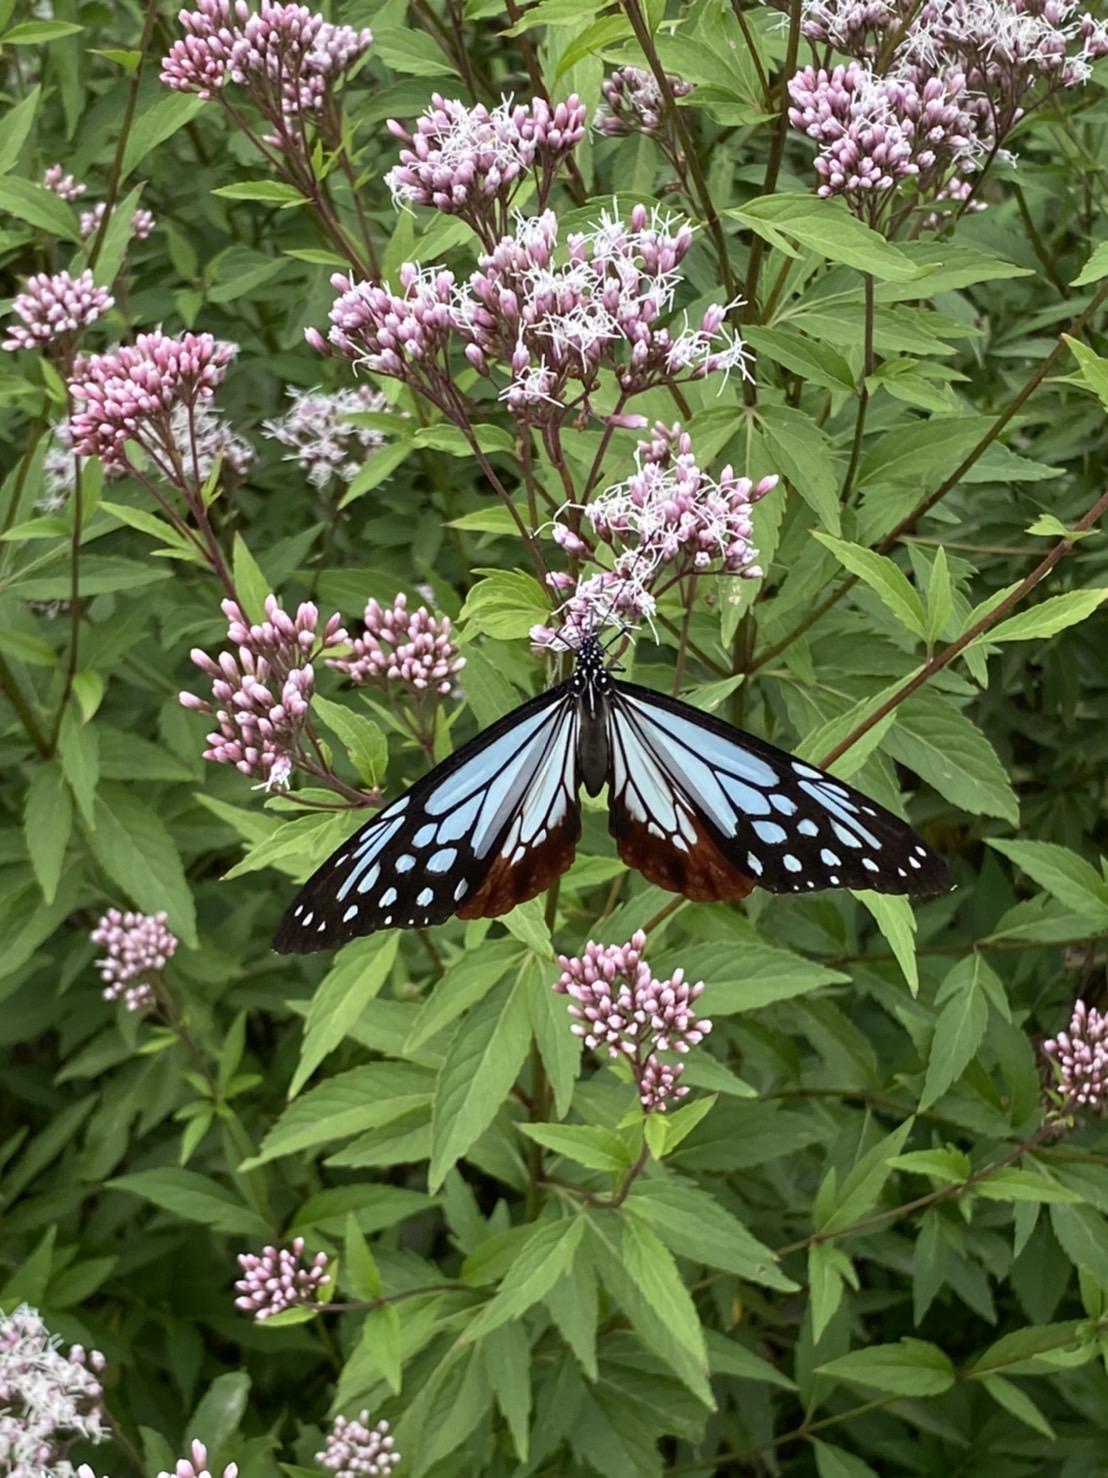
609, 805, 755, 903
457, 815, 580, 920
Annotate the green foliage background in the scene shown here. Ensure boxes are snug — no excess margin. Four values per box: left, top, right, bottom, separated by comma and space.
3, 0, 1108, 1474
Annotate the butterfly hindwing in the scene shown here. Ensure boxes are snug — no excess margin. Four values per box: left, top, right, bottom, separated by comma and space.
272, 684, 580, 953
608, 681, 948, 898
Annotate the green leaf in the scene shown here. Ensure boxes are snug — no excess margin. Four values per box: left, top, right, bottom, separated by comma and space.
290, 934, 399, 1096
190, 1371, 250, 1458
705, 1329, 797, 1389
342, 1213, 382, 1299
980, 1374, 1055, 1438
970, 589, 1108, 647
812, 1441, 880, 1478
459, 568, 549, 640
482, 1322, 531, 1461
0, 175, 77, 239
86, 784, 198, 947
621, 1217, 707, 1366
987, 839, 1108, 922
373, 27, 457, 76
526, 958, 580, 1119
80, 183, 145, 288
974, 1169, 1082, 1204
744, 326, 855, 394
429, 976, 532, 1190
555, 15, 633, 75
674, 941, 849, 1014
57, 707, 98, 827
812, 532, 925, 638
23, 763, 72, 904
463, 1215, 584, 1340
1050, 1203, 1108, 1284
411, 424, 514, 455
2, 18, 82, 40
1071, 242, 1108, 287
517, 1122, 631, 1174
888, 1147, 971, 1182
726, 195, 917, 280
312, 695, 389, 787
627, 1176, 796, 1291
885, 691, 1018, 824
243, 1062, 434, 1166
0, 84, 40, 175
925, 546, 952, 644
817, 1338, 955, 1396
501, 895, 551, 955
212, 179, 306, 205
405, 940, 522, 1053
109, 1168, 270, 1239
808, 1243, 857, 1342
919, 957, 990, 1109
121, 92, 206, 178
855, 892, 918, 993
819, 1119, 913, 1233
230, 533, 271, 620
757, 403, 841, 535
859, 415, 990, 491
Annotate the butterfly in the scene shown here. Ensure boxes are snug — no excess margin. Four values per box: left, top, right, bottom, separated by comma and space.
273, 635, 948, 952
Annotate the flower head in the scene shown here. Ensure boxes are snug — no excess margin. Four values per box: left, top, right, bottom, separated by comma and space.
2, 270, 112, 354
181, 595, 346, 789
316, 1413, 400, 1477
321, 265, 455, 387
1044, 998, 1108, 1116
262, 382, 388, 489
553, 930, 711, 1111
234, 1237, 331, 1320
157, 1439, 238, 1478
41, 164, 86, 200
596, 66, 693, 140
0, 1304, 106, 1478
90, 907, 178, 1013
328, 592, 464, 698
79, 201, 157, 240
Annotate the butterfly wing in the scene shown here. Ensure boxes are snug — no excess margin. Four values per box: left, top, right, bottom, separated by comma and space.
273, 685, 581, 953
607, 680, 949, 898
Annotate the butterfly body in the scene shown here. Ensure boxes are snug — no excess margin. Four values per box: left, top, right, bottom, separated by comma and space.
273, 637, 948, 953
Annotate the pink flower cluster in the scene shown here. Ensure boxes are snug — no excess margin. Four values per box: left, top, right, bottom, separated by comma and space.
792, 0, 1108, 220
79, 201, 157, 240
180, 595, 346, 790
316, 1413, 400, 1478
386, 93, 587, 247
41, 163, 86, 200
596, 65, 694, 142
328, 592, 464, 699
553, 930, 712, 1112
315, 264, 455, 384
234, 1237, 331, 1320
2, 270, 113, 355
1044, 998, 1108, 1115
161, 0, 372, 147
788, 62, 975, 220
67, 330, 236, 468
90, 908, 178, 1013
157, 1440, 238, 1478
262, 382, 388, 490
0, 1305, 106, 1478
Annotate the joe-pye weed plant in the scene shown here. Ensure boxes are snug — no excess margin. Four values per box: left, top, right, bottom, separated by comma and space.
3, 0, 1108, 1473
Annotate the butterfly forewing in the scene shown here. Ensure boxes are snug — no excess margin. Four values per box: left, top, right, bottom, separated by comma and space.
608, 682, 949, 898
272, 685, 580, 953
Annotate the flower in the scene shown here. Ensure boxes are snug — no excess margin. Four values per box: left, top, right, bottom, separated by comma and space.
180, 594, 346, 789
320, 264, 456, 389
68, 330, 237, 468
328, 592, 464, 698
41, 163, 86, 200
1044, 998, 1108, 1115
2, 270, 112, 354
386, 92, 586, 244
530, 565, 657, 651
79, 201, 157, 240
553, 930, 711, 1111
38, 420, 125, 514
234, 1237, 331, 1320
90, 907, 178, 1013
316, 1413, 400, 1477
0, 1304, 106, 1478
157, 1439, 238, 1478
596, 65, 693, 140
262, 382, 388, 489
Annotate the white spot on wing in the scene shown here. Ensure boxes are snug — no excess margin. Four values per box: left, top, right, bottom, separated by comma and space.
427, 847, 457, 873
379, 886, 397, 907
343, 905, 358, 923
753, 820, 787, 845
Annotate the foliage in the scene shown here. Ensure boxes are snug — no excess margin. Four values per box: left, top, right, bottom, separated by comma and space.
3, 0, 1108, 1475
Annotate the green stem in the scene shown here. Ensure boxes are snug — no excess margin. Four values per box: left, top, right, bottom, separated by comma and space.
87, 0, 161, 272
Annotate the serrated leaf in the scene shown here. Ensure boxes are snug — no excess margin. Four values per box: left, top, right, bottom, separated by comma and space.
1072, 242, 1108, 287
987, 839, 1108, 923
973, 1169, 1082, 1204
727, 195, 916, 279
621, 1216, 707, 1366
373, 27, 457, 76
885, 691, 1018, 824
818, 1338, 955, 1395
971, 589, 1108, 646
980, 1374, 1055, 1437
919, 960, 989, 1109
744, 326, 855, 393
0, 175, 78, 240
405, 940, 522, 1053
463, 1215, 584, 1340
243, 1061, 433, 1166
855, 892, 918, 993
812, 532, 925, 637
0, 84, 40, 175
758, 403, 841, 535
627, 1176, 796, 1290
290, 934, 399, 1096
23, 763, 72, 904
1049, 1204, 1108, 1284
109, 1168, 270, 1239
809, 1242, 855, 1342
212, 179, 306, 204
517, 1122, 631, 1174
86, 783, 197, 946
312, 695, 388, 788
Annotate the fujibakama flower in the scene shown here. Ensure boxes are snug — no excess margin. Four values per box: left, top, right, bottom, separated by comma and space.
319, 265, 456, 401
801, 0, 901, 54
262, 382, 388, 489
234, 1237, 331, 1320
67, 330, 237, 468
1044, 998, 1108, 1116
386, 92, 586, 246
531, 564, 657, 651
316, 1413, 400, 1478
328, 592, 464, 698
161, 1, 372, 148
554, 932, 711, 1112
596, 65, 693, 142
90, 907, 178, 1013
79, 201, 157, 240
41, 163, 86, 200
0, 1304, 106, 1478
2, 270, 112, 354
180, 594, 346, 789
38, 420, 125, 514
158, 1440, 238, 1478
